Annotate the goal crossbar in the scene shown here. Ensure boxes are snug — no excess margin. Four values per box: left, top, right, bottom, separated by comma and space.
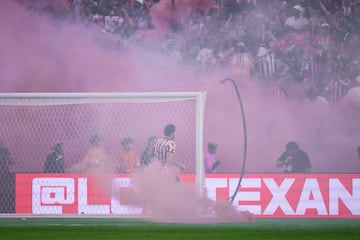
0, 92, 205, 105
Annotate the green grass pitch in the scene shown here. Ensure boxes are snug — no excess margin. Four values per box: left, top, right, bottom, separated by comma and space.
0, 218, 359, 240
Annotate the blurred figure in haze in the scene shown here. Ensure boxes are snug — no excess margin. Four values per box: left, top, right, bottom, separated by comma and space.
70, 134, 108, 173
0, 139, 15, 175
230, 42, 253, 83
204, 142, 220, 173
276, 141, 311, 173
357, 146, 360, 160
44, 142, 65, 173
196, 40, 217, 72
342, 74, 360, 109
114, 137, 140, 173
254, 42, 276, 83
83, 134, 108, 173
284, 5, 309, 32
162, 38, 183, 65
0, 139, 15, 213
141, 136, 157, 167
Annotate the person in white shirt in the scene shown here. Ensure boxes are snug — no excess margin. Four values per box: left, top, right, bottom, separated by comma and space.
342, 75, 360, 109
285, 5, 309, 31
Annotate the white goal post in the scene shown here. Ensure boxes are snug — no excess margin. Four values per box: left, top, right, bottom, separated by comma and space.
0, 92, 206, 215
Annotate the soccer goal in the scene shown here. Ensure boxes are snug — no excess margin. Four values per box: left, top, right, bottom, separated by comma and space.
0, 92, 206, 215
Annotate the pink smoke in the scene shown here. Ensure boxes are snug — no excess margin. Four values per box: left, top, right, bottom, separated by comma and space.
150, 0, 215, 30
129, 161, 254, 223
0, 0, 359, 223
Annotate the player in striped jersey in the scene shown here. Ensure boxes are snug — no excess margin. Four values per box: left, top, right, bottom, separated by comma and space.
153, 124, 185, 170
230, 42, 254, 83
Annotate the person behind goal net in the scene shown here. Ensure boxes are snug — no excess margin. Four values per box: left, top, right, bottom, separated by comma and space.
153, 124, 186, 180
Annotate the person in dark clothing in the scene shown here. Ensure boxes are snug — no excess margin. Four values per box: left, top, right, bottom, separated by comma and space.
141, 136, 157, 166
0, 139, 14, 175
276, 141, 311, 173
44, 142, 65, 173
0, 139, 15, 213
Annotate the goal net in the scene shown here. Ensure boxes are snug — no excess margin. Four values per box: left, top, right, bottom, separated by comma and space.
0, 92, 206, 215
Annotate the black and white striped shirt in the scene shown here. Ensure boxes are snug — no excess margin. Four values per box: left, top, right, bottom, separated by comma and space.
153, 137, 175, 165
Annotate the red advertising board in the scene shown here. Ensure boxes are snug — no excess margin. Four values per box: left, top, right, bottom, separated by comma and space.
15, 174, 360, 218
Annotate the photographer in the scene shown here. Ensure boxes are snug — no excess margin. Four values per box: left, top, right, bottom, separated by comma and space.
44, 142, 65, 173
276, 141, 311, 173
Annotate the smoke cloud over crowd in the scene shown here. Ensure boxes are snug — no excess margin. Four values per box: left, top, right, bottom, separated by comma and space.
0, 0, 359, 223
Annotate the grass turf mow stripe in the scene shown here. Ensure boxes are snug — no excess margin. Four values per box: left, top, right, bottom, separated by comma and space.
0, 218, 359, 240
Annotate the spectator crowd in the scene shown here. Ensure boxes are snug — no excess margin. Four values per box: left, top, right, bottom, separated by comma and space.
20, 0, 360, 105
